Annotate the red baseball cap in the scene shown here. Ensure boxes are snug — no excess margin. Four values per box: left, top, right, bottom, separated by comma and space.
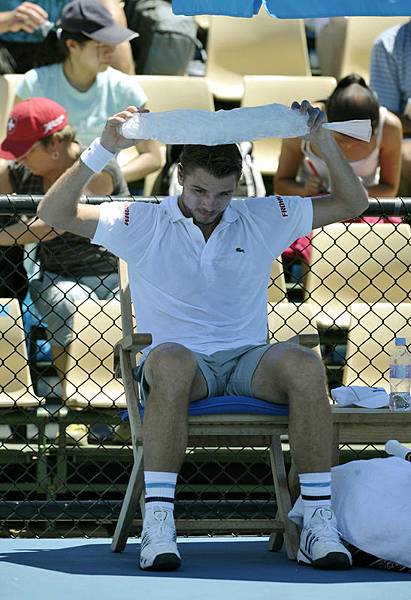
0, 98, 68, 160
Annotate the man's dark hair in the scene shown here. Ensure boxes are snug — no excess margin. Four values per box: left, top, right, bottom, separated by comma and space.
326, 73, 380, 135
179, 144, 243, 180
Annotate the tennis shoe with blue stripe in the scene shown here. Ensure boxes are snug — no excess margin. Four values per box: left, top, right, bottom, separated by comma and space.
139, 506, 181, 571
298, 507, 352, 570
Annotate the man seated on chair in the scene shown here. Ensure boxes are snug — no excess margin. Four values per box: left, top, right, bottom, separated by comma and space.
37, 101, 368, 572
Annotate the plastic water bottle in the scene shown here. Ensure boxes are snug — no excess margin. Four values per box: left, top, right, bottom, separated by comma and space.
389, 337, 411, 411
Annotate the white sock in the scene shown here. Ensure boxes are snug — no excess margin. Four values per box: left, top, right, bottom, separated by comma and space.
385, 440, 411, 461
299, 472, 332, 526
144, 471, 177, 513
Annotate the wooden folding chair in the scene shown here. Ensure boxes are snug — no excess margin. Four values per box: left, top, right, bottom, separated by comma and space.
111, 260, 320, 559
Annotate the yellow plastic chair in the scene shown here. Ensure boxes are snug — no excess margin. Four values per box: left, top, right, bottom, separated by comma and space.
241, 75, 337, 175
205, 12, 310, 102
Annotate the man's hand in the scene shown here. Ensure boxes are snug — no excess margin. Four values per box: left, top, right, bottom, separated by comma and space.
291, 99, 331, 149
0, 2, 48, 34
304, 175, 325, 196
100, 106, 148, 154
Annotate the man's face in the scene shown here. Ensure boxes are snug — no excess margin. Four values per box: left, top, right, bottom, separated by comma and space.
178, 165, 238, 225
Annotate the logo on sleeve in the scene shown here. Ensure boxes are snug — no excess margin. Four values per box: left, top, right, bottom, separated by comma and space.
276, 196, 288, 218
123, 203, 130, 226
7, 117, 17, 134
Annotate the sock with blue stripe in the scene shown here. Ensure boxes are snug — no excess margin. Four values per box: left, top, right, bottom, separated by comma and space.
144, 471, 177, 512
299, 472, 332, 526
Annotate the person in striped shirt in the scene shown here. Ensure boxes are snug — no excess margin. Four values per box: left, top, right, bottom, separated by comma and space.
370, 19, 411, 197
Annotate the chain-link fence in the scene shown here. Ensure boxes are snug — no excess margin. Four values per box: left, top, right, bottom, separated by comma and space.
0, 195, 410, 537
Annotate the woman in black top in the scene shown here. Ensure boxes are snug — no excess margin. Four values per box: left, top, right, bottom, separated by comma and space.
0, 97, 128, 408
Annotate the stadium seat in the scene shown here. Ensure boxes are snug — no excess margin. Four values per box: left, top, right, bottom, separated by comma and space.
317, 16, 410, 82
268, 258, 287, 303
110, 258, 321, 558
117, 75, 215, 195
241, 75, 336, 175
343, 302, 411, 390
304, 222, 411, 330
205, 12, 310, 102
64, 298, 126, 410
135, 75, 215, 112
0, 297, 44, 409
0, 74, 23, 142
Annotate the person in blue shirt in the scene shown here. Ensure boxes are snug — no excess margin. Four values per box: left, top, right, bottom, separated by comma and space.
370, 19, 411, 197
15, 0, 161, 185
0, 0, 135, 74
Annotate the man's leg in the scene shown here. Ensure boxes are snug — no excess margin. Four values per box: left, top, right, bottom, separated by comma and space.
250, 342, 351, 570
399, 139, 411, 197
138, 342, 208, 571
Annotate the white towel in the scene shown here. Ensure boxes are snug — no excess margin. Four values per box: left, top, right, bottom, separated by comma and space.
120, 103, 371, 144
289, 457, 411, 569
331, 385, 389, 408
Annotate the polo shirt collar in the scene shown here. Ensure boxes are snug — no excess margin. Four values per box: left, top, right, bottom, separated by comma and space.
165, 195, 239, 224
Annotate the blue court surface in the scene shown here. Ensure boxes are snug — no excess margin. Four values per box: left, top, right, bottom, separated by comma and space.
1, 537, 410, 600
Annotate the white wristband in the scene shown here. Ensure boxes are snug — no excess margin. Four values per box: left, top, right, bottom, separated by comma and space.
80, 138, 115, 173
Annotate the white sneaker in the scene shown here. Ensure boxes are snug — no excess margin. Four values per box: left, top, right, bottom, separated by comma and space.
298, 507, 352, 570
139, 507, 181, 571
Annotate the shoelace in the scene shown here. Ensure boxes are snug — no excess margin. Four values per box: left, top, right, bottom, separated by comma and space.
142, 509, 176, 547
310, 514, 343, 543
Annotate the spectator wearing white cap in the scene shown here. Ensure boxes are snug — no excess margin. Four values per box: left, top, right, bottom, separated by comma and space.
14, 0, 162, 189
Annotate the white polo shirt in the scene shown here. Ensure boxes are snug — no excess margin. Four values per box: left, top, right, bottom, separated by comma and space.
92, 195, 313, 355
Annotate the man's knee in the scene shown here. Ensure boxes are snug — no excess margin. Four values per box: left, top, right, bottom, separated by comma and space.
144, 342, 198, 387
276, 345, 326, 383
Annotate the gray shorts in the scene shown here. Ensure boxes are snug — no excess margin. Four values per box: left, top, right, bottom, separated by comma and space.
134, 343, 273, 405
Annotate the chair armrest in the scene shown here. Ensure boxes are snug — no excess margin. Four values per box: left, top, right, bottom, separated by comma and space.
288, 333, 320, 348
113, 333, 152, 378
116, 333, 152, 353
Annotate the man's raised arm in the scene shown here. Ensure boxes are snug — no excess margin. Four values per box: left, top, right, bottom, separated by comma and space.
294, 101, 369, 229
37, 106, 141, 239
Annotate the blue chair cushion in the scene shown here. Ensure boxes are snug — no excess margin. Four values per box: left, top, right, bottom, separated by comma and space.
120, 396, 288, 422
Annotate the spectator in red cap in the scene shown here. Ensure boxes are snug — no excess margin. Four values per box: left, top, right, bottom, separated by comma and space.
14, 0, 161, 192
0, 97, 129, 445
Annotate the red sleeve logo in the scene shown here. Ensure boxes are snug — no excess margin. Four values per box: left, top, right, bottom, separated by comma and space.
123, 203, 130, 226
